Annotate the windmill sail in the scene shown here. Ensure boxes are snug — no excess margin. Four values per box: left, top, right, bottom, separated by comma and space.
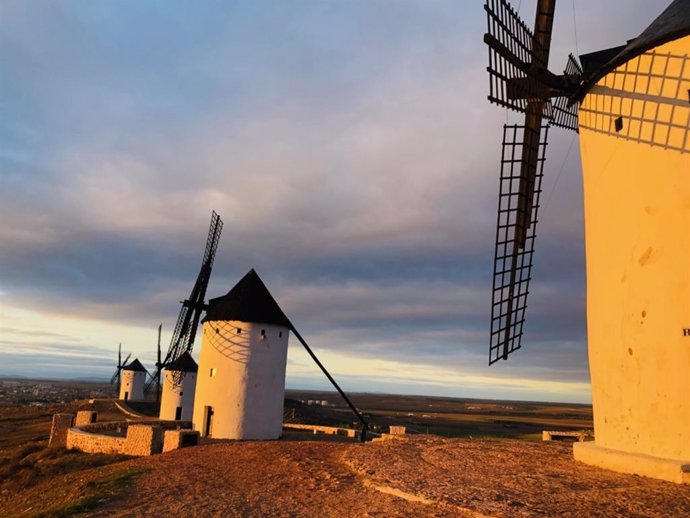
484, 0, 553, 113
483, 0, 582, 363
489, 124, 549, 364
485, 0, 581, 125
551, 54, 583, 131
110, 347, 131, 388
146, 211, 223, 390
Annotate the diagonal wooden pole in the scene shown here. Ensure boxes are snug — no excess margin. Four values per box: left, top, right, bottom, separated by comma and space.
287, 324, 369, 442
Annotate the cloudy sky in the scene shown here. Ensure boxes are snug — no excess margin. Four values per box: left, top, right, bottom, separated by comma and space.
0, 0, 664, 403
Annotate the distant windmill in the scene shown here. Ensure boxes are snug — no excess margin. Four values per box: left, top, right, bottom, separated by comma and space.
146, 211, 223, 393
110, 343, 131, 394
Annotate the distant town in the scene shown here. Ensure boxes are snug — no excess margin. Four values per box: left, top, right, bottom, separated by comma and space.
0, 377, 114, 405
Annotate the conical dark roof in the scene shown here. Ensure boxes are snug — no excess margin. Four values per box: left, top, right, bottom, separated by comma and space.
579, 0, 690, 96
203, 269, 293, 329
121, 358, 147, 372
165, 351, 198, 373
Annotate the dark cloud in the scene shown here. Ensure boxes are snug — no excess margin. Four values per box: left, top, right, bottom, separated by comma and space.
0, 0, 664, 401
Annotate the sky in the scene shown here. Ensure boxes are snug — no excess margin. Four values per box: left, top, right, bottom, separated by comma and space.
0, 0, 665, 403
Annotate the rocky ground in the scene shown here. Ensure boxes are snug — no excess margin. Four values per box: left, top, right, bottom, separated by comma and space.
6, 435, 690, 517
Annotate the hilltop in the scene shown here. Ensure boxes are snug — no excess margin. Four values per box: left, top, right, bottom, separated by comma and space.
5, 435, 690, 517
1, 389, 689, 517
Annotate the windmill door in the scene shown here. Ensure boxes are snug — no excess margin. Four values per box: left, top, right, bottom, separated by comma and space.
175, 407, 182, 420
124, 392, 129, 401
203, 406, 214, 437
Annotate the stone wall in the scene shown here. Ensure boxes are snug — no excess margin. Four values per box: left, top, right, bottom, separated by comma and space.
49, 414, 74, 447
67, 428, 126, 454
124, 424, 163, 456
163, 429, 200, 453
75, 410, 98, 426
65, 417, 193, 456
283, 423, 359, 438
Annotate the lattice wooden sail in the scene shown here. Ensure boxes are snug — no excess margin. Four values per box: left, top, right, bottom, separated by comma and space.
146, 211, 223, 391
484, 0, 550, 113
110, 343, 131, 389
484, 0, 582, 363
489, 124, 549, 364
551, 54, 583, 131
485, 0, 582, 125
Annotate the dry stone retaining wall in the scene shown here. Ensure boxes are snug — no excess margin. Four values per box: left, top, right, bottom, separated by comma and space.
75, 410, 97, 426
283, 423, 359, 438
63, 414, 193, 456
163, 430, 200, 453
49, 414, 74, 447
125, 425, 163, 456
67, 428, 126, 454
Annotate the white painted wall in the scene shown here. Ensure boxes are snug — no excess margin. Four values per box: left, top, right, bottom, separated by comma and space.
192, 320, 289, 440
160, 370, 197, 420
575, 36, 690, 475
119, 370, 146, 401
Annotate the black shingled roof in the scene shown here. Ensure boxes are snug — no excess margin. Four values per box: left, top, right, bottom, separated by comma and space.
121, 358, 148, 372
165, 351, 198, 373
203, 269, 293, 330
579, 0, 690, 96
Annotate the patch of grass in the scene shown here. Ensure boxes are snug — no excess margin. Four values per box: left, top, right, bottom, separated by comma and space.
0, 444, 129, 496
36, 467, 147, 518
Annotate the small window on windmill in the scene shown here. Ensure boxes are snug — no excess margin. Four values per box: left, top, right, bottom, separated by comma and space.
210, 368, 217, 377
615, 116, 624, 132
236, 327, 242, 334
279, 331, 283, 338
179, 392, 183, 396
261, 329, 266, 340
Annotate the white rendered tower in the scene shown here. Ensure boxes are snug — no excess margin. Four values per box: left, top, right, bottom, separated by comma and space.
119, 359, 147, 402
159, 352, 198, 421
192, 269, 291, 440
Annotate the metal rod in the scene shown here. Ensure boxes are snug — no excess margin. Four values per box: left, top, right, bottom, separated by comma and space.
288, 325, 369, 442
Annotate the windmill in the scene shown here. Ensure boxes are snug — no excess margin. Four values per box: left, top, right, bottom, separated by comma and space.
145, 211, 223, 393
110, 343, 131, 394
483, 0, 583, 364
483, 0, 690, 483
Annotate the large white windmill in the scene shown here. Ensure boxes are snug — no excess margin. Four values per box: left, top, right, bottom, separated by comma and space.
483, 0, 690, 483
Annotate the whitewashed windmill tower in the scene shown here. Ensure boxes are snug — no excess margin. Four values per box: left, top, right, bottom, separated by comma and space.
573, 1, 690, 482
192, 269, 292, 440
483, 0, 690, 482
119, 359, 147, 402
159, 352, 198, 421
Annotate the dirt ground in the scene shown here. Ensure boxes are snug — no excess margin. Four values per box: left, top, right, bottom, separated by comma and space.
8, 435, 690, 518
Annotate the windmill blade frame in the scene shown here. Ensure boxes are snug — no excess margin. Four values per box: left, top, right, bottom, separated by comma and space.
484, 0, 554, 113
550, 54, 583, 131
483, 0, 583, 364
489, 124, 549, 364
111, 351, 131, 385
146, 211, 223, 391
485, 0, 582, 121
